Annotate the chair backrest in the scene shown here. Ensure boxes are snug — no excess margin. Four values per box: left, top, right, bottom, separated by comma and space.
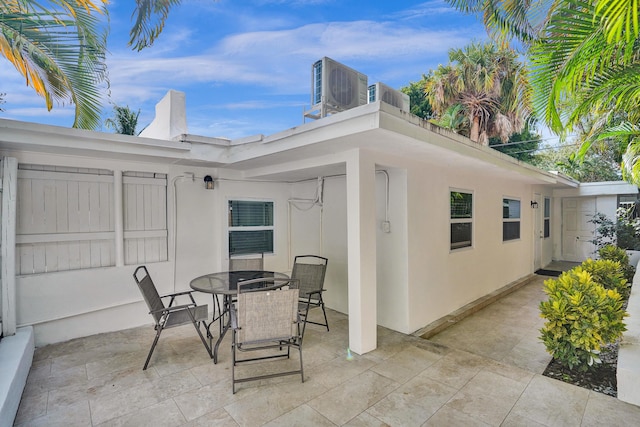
236, 278, 299, 343
133, 266, 165, 324
229, 253, 264, 271
291, 255, 328, 298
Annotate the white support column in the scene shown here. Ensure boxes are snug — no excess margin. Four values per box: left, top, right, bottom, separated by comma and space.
346, 149, 377, 354
1, 157, 17, 336
114, 170, 124, 267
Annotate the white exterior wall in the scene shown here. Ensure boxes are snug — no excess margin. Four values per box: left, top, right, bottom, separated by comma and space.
406, 160, 534, 332
289, 167, 409, 334
6, 146, 577, 346
6, 150, 293, 346
288, 151, 542, 336
552, 181, 638, 261
5, 106, 632, 352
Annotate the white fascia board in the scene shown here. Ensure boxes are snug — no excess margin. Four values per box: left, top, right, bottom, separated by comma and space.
0, 119, 228, 166
0, 119, 188, 151
177, 134, 231, 146
377, 107, 579, 188
225, 105, 380, 164
553, 181, 639, 197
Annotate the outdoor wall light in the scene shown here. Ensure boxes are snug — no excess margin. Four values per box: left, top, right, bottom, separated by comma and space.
204, 175, 214, 190
530, 200, 539, 209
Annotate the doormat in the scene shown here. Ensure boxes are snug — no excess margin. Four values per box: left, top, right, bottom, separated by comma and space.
535, 269, 562, 277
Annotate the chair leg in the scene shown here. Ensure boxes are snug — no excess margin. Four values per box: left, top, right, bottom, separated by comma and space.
185, 307, 214, 360
232, 331, 237, 394
300, 302, 311, 339
299, 344, 304, 383
320, 301, 330, 332
144, 327, 163, 370
193, 321, 213, 359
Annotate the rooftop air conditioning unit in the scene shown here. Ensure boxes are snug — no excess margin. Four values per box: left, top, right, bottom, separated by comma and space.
310, 57, 368, 114
368, 82, 410, 112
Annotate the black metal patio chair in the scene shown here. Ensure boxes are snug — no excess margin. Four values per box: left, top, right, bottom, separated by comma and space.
133, 265, 213, 370
292, 255, 329, 337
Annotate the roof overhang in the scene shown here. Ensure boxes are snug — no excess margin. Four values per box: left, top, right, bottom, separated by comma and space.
0, 103, 580, 188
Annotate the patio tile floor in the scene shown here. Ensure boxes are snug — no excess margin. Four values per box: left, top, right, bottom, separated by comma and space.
15, 275, 640, 426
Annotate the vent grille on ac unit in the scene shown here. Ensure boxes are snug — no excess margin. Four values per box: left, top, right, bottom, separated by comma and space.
306, 57, 368, 120
368, 82, 410, 112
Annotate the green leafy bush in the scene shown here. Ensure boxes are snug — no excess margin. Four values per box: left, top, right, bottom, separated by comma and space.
539, 268, 627, 371
598, 244, 635, 283
589, 208, 640, 251
580, 258, 629, 298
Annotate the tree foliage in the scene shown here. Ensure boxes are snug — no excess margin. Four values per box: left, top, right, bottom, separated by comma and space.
105, 105, 140, 135
424, 42, 531, 145
0, 0, 205, 128
489, 124, 541, 162
532, 144, 620, 182
0, 0, 108, 129
445, 0, 640, 185
400, 75, 433, 120
129, 0, 183, 51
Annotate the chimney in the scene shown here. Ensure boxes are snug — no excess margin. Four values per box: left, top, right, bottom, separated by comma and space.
139, 90, 188, 140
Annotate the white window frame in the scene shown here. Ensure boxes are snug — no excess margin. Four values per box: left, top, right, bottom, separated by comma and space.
450, 189, 474, 251
502, 197, 521, 242
544, 197, 551, 239
227, 198, 275, 257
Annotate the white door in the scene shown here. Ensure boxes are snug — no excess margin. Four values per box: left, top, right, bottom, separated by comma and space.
562, 197, 596, 262
534, 193, 543, 270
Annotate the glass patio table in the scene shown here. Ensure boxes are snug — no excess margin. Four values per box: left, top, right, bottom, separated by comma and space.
190, 270, 290, 363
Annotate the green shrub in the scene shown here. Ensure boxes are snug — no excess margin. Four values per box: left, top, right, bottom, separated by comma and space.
589, 208, 640, 251
580, 258, 629, 298
598, 244, 635, 283
539, 268, 627, 371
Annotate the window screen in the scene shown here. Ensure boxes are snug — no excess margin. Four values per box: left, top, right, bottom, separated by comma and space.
451, 191, 473, 250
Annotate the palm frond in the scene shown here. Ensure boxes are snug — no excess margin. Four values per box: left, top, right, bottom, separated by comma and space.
621, 138, 640, 185
128, 0, 182, 51
0, 2, 107, 129
596, 0, 639, 42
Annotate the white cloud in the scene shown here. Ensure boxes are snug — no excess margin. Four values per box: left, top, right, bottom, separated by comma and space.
253, 0, 334, 5
105, 19, 481, 96
2, 2, 486, 136
391, 1, 467, 20
220, 100, 307, 110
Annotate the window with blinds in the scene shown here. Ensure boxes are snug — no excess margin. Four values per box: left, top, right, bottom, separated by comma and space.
451, 191, 473, 250
228, 200, 274, 255
503, 198, 521, 241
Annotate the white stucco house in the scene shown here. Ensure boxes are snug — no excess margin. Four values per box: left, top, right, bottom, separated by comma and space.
1, 88, 639, 422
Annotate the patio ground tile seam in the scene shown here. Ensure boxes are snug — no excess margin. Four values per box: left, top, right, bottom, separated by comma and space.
499, 368, 539, 426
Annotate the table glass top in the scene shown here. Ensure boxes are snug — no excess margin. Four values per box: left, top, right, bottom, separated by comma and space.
189, 270, 290, 295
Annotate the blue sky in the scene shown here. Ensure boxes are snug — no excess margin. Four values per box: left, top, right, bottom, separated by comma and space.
1, 0, 487, 139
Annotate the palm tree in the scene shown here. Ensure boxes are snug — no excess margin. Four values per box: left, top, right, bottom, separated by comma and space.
446, 0, 640, 183
446, 0, 638, 48
0, 0, 192, 129
105, 105, 140, 135
425, 42, 531, 145
0, 0, 107, 129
